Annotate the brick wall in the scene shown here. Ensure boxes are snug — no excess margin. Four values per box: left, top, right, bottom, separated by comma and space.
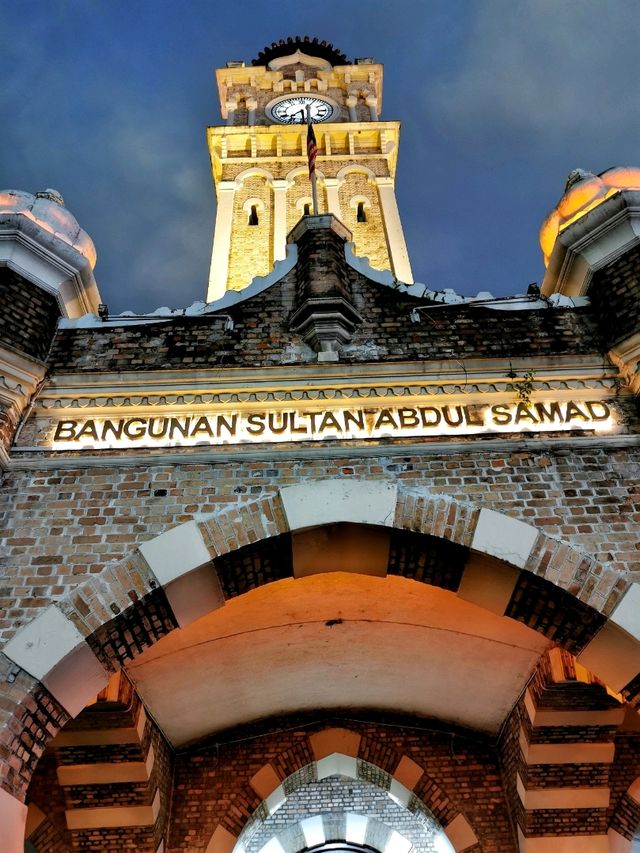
24, 669, 640, 852
27, 683, 174, 853
285, 174, 327, 232
589, 243, 640, 348
338, 171, 389, 271
45, 274, 605, 371
1, 446, 638, 645
0, 267, 60, 361
240, 776, 440, 852
228, 175, 273, 291
168, 712, 517, 852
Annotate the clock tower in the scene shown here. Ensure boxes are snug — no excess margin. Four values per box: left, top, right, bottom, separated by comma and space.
206, 36, 413, 301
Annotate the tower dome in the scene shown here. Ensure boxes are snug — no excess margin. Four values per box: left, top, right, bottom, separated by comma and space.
252, 36, 349, 67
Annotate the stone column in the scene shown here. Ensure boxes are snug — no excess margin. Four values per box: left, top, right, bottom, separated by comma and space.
346, 96, 358, 122
324, 178, 341, 220
272, 179, 289, 262
366, 96, 378, 121
225, 101, 236, 126
207, 181, 237, 302
375, 177, 413, 283
246, 98, 258, 126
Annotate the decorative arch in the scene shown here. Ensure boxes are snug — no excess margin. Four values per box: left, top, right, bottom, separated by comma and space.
235, 167, 276, 185
285, 165, 328, 184
295, 196, 313, 216
1, 479, 639, 851
336, 164, 377, 182
303, 77, 323, 93
349, 195, 372, 223
204, 727, 476, 853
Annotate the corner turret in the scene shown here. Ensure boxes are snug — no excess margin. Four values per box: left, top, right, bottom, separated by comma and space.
0, 189, 102, 458
540, 167, 640, 392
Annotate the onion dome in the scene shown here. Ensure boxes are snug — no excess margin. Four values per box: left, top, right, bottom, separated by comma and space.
0, 188, 97, 268
253, 36, 349, 67
540, 166, 640, 266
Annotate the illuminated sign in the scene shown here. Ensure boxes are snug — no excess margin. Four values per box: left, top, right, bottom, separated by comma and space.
49, 399, 614, 451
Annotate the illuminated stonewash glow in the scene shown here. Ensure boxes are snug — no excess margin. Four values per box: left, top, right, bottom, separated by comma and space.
48, 398, 615, 450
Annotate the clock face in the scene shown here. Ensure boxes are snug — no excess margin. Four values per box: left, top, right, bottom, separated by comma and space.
268, 96, 335, 124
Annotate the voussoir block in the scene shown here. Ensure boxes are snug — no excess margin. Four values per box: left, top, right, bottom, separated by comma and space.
280, 480, 397, 531
471, 509, 538, 569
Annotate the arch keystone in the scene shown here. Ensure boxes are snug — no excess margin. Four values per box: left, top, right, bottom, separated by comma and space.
471, 508, 538, 568
280, 481, 397, 531
309, 727, 361, 760
317, 753, 358, 780
2, 604, 108, 717
138, 520, 224, 627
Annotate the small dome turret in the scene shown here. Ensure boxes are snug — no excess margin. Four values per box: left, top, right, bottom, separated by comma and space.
0, 188, 101, 317
0, 188, 97, 268
540, 166, 640, 266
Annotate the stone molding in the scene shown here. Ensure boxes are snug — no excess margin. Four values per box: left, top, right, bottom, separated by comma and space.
0, 344, 46, 406
542, 190, 640, 297
30, 354, 621, 412
0, 344, 46, 449
608, 333, 640, 394
28, 377, 621, 415
0, 217, 101, 317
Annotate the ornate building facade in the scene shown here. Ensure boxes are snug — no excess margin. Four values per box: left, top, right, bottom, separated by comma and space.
0, 36, 639, 853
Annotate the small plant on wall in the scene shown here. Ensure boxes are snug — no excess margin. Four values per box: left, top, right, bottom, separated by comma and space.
513, 369, 536, 404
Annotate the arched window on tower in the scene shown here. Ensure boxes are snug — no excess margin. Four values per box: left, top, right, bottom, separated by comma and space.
248, 205, 259, 226
235, 97, 249, 125
356, 201, 367, 223
303, 203, 311, 216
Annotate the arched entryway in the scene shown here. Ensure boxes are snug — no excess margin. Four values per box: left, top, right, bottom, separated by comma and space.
0, 479, 638, 851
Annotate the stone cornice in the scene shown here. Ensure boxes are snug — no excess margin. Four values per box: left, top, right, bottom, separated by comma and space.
34, 356, 619, 413
207, 122, 400, 183
8, 433, 640, 471
0, 343, 46, 408
35, 378, 621, 415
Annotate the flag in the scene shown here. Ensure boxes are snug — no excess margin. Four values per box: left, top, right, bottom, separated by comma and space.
307, 120, 317, 178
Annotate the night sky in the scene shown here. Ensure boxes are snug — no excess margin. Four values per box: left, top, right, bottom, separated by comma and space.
2, 1, 639, 314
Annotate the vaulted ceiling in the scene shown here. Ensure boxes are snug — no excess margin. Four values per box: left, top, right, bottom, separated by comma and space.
127, 568, 550, 746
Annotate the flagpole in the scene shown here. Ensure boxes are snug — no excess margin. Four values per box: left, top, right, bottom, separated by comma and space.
311, 164, 319, 216
306, 108, 319, 215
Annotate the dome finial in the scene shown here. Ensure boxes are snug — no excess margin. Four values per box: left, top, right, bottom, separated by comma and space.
564, 169, 595, 193
35, 188, 65, 206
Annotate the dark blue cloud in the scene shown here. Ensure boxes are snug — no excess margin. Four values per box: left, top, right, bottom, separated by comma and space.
1, 0, 638, 311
